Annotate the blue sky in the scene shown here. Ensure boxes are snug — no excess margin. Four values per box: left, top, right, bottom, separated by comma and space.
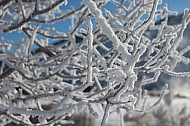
1, 0, 190, 46
162, 0, 190, 13
64, 0, 190, 13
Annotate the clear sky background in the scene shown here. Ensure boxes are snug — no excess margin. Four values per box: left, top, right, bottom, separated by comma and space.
1, 0, 190, 45
64, 0, 190, 13
162, 0, 190, 13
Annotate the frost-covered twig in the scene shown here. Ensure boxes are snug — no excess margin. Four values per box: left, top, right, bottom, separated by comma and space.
86, 17, 93, 85
0, 0, 189, 125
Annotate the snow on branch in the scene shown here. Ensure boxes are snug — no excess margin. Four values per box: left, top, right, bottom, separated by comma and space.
0, 0, 189, 125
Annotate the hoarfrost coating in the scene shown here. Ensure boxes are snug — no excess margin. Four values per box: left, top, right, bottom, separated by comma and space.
0, 0, 190, 126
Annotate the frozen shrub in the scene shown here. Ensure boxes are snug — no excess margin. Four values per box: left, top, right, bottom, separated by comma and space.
0, 0, 190, 125
124, 88, 190, 126
63, 111, 95, 126
124, 102, 190, 126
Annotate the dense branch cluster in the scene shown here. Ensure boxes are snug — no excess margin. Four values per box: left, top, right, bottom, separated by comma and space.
0, 0, 190, 125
